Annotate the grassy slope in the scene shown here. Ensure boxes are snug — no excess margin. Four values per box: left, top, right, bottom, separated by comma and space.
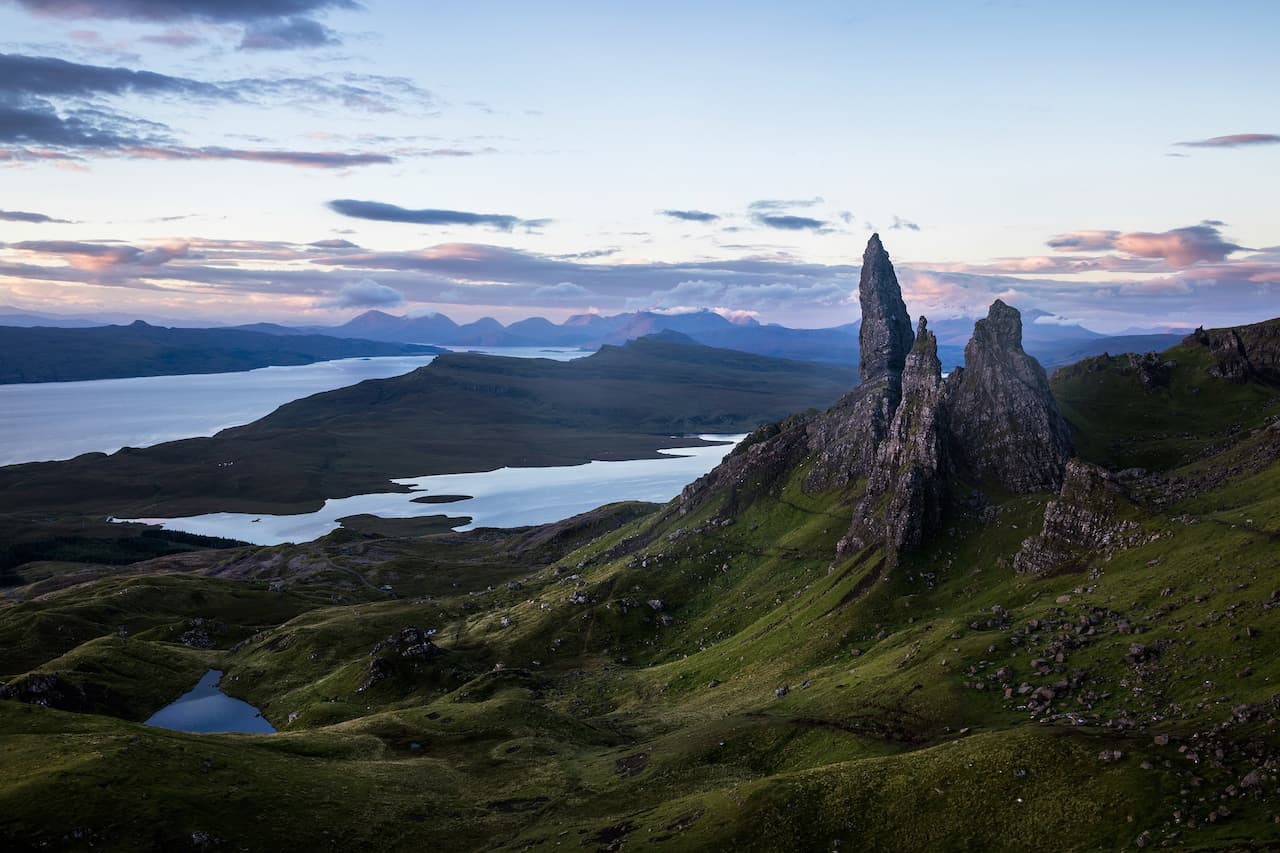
2, 335, 1279, 850
1051, 342, 1280, 470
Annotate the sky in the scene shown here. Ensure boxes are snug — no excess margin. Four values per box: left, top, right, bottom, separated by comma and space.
0, 0, 1276, 333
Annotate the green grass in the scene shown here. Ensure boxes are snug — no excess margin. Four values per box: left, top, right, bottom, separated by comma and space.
1052, 343, 1280, 470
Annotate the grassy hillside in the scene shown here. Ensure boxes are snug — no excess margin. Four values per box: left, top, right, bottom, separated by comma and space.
0, 321, 441, 384
1, 324, 1278, 850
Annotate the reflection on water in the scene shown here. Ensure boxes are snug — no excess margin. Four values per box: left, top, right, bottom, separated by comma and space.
126, 434, 744, 546
144, 669, 275, 734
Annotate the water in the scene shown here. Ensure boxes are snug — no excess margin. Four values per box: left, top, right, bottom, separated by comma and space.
437, 345, 589, 360
0, 347, 591, 466
144, 669, 275, 734
125, 434, 744, 545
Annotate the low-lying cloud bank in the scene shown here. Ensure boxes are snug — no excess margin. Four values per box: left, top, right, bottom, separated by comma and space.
2, 221, 1275, 331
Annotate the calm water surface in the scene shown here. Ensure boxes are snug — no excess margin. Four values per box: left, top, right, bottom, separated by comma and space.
144, 669, 275, 734
0, 347, 588, 465
126, 434, 744, 545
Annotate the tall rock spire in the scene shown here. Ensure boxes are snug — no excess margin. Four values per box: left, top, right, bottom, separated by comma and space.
858, 233, 914, 387
841, 316, 948, 562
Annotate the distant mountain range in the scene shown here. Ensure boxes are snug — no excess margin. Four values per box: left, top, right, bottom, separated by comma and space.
0, 303, 1191, 374
306, 307, 1182, 372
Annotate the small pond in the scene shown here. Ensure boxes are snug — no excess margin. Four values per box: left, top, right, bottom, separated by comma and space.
144, 669, 275, 734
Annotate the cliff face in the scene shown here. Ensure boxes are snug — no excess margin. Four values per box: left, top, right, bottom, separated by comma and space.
1189, 320, 1280, 382
681, 235, 1075, 566
857, 233, 915, 390
946, 299, 1075, 494
832, 253, 1073, 563
843, 318, 948, 563
802, 236, 915, 492
1013, 460, 1145, 575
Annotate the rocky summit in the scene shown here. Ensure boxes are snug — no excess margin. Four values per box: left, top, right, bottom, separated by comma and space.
692, 236, 1074, 566
857, 233, 915, 389
946, 298, 1074, 494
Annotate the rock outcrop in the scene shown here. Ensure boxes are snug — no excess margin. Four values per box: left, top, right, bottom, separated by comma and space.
843, 317, 948, 562
1014, 460, 1145, 575
1189, 319, 1280, 382
857, 233, 915, 390
803, 234, 914, 491
679, 236, 1076, 567
0, 671, 120, 715
358, 627, 444, 693
946, 299, 1074, 493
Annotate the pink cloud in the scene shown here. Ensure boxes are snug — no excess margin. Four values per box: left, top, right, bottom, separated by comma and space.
1048, 223, 1245, 267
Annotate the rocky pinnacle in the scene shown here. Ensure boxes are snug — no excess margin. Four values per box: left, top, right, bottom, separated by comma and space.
858, 233, 914, 387
946, 299, 1074, 493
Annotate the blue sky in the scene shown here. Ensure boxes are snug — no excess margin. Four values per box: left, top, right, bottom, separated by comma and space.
0, 0, 1276, 331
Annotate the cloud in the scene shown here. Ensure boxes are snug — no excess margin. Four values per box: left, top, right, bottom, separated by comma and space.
321, 278, 403, 308
10, 2, 360, 55
555, 248, 618, 260
749, 197, 823, 211
531, 281, 591, 300
1046, 230, 1120, 252
327, 199, 534, 231
9, 1, 358, 23
0, 209, 72, 223
1047, 223, 1246, 267
138, 29, 205, 48
0, 53, 423, 167
927, 254, 1161, 276
0, 54, 437, 115
660, 209, 719, 223
309, 238, 360, 249
4, 232, 1275, 332
1176, 133, 1280, 149
0, 52, 224, 100
11, 239, 189, 269
240, 16, 341, 50
124, 145, 392, 167
890, 215, 920, 231
753, 213, 827, 231
626, 278, 850, 314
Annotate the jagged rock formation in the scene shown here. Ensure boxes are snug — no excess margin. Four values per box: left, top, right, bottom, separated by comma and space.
946, 299, 1074, 493
1189, 320, 1280, 382
681, 236, 1074, 566
801, 382, 898, 492
857, 233, 915, 389
804, 235, 914, 491
843, 318, 947, 562
1013, 460, 1145, 575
